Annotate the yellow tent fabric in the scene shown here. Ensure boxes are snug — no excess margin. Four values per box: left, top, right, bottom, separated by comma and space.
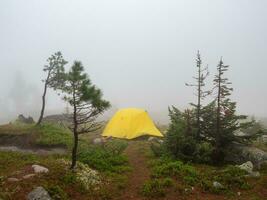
102, 108, 163, 139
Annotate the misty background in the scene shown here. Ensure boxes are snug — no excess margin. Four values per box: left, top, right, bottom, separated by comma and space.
1, 0, 267, 124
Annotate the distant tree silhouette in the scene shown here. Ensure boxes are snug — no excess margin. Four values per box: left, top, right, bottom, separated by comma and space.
36, 52, 67, 125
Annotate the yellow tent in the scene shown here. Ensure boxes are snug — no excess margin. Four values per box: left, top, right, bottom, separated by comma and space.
102, 108, 163, 139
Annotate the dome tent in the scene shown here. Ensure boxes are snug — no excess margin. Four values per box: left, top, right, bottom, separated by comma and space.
102, 108, 163, 139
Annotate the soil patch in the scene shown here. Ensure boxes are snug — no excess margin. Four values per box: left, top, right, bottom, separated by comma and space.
118, 141, 150, 200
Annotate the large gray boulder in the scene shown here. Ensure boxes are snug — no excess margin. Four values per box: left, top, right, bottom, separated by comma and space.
225, 143, 267, 169
27, 187, 51, 200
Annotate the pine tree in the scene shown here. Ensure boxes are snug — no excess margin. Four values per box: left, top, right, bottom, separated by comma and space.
36, 52, 67, 125
61, 61, 110, 169
186, 51, 210, 139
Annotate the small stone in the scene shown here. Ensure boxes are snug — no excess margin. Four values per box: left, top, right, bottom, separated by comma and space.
158, 139, 164, 144
246, 171, 260, 178
237, 192, 241, 196
27, 186, 51, 200
237, 161, 253, 173
23, 174, 36, 179
32, 165, 49, 173
93, 138, 103, 145
148, 137, 155, 142
7, 177, 19, 182
213, 181, 223, 189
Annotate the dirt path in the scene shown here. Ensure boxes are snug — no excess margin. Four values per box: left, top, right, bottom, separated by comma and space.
119, 141, 150, 200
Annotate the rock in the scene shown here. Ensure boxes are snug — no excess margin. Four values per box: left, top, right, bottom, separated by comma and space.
23, 174, 36, 179
213, 181, 223, 189
17, 114, 35, 124
237, 161, 261, 178
148, 137, 156, 142
238, 161, 253, 173
237, 192, 241, 196
245, 171, 260, 178
7, 177, 19, 182
32, 165, 49, 173
234, 131, 247, 137
225, 144, 267, 169
43, 114, 72, 126
158, 139, 164, 144
148, 137, 163, 143
261, 135, 267, 143
27, 186, 51, 200
93, 138, 103, 145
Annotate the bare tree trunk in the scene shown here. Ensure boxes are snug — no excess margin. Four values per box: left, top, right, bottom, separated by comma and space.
216, 66, 221, 149
197, 64, 201, 139
71, 128, 78, 169
36, 82, 48, 125
71, 90, 78, 170
36, 71, 51, 126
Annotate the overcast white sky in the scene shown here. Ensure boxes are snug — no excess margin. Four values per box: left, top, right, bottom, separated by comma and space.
0, 0, 267, 124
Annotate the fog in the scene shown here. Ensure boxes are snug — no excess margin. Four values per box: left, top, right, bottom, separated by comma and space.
1, 0, 267, 124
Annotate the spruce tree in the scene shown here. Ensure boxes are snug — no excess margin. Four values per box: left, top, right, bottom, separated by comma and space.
61, 61, 110, 169
212, 58, 247, 161
186, 51, 210, 139
36, 52, 67, 125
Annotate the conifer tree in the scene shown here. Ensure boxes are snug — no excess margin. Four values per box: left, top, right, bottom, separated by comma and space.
61, 61, 110, 169
36, 52, 67, 125
186, 51, 210, 139
212, 58, 247, 161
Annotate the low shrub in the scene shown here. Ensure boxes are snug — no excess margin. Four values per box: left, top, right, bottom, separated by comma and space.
141, 178, 173, 198
103, 139, 128, 155
200, 165, 251, 193
78, 140, 129, 173
61, 172, 77, 185
46, 185, 69, 200
161, 177, 174, 187
216, 165, 249, 189
57, 159, 101, 191
151, 159, 199, 186
149, 157, 251, 195
150, 142, 167, 157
